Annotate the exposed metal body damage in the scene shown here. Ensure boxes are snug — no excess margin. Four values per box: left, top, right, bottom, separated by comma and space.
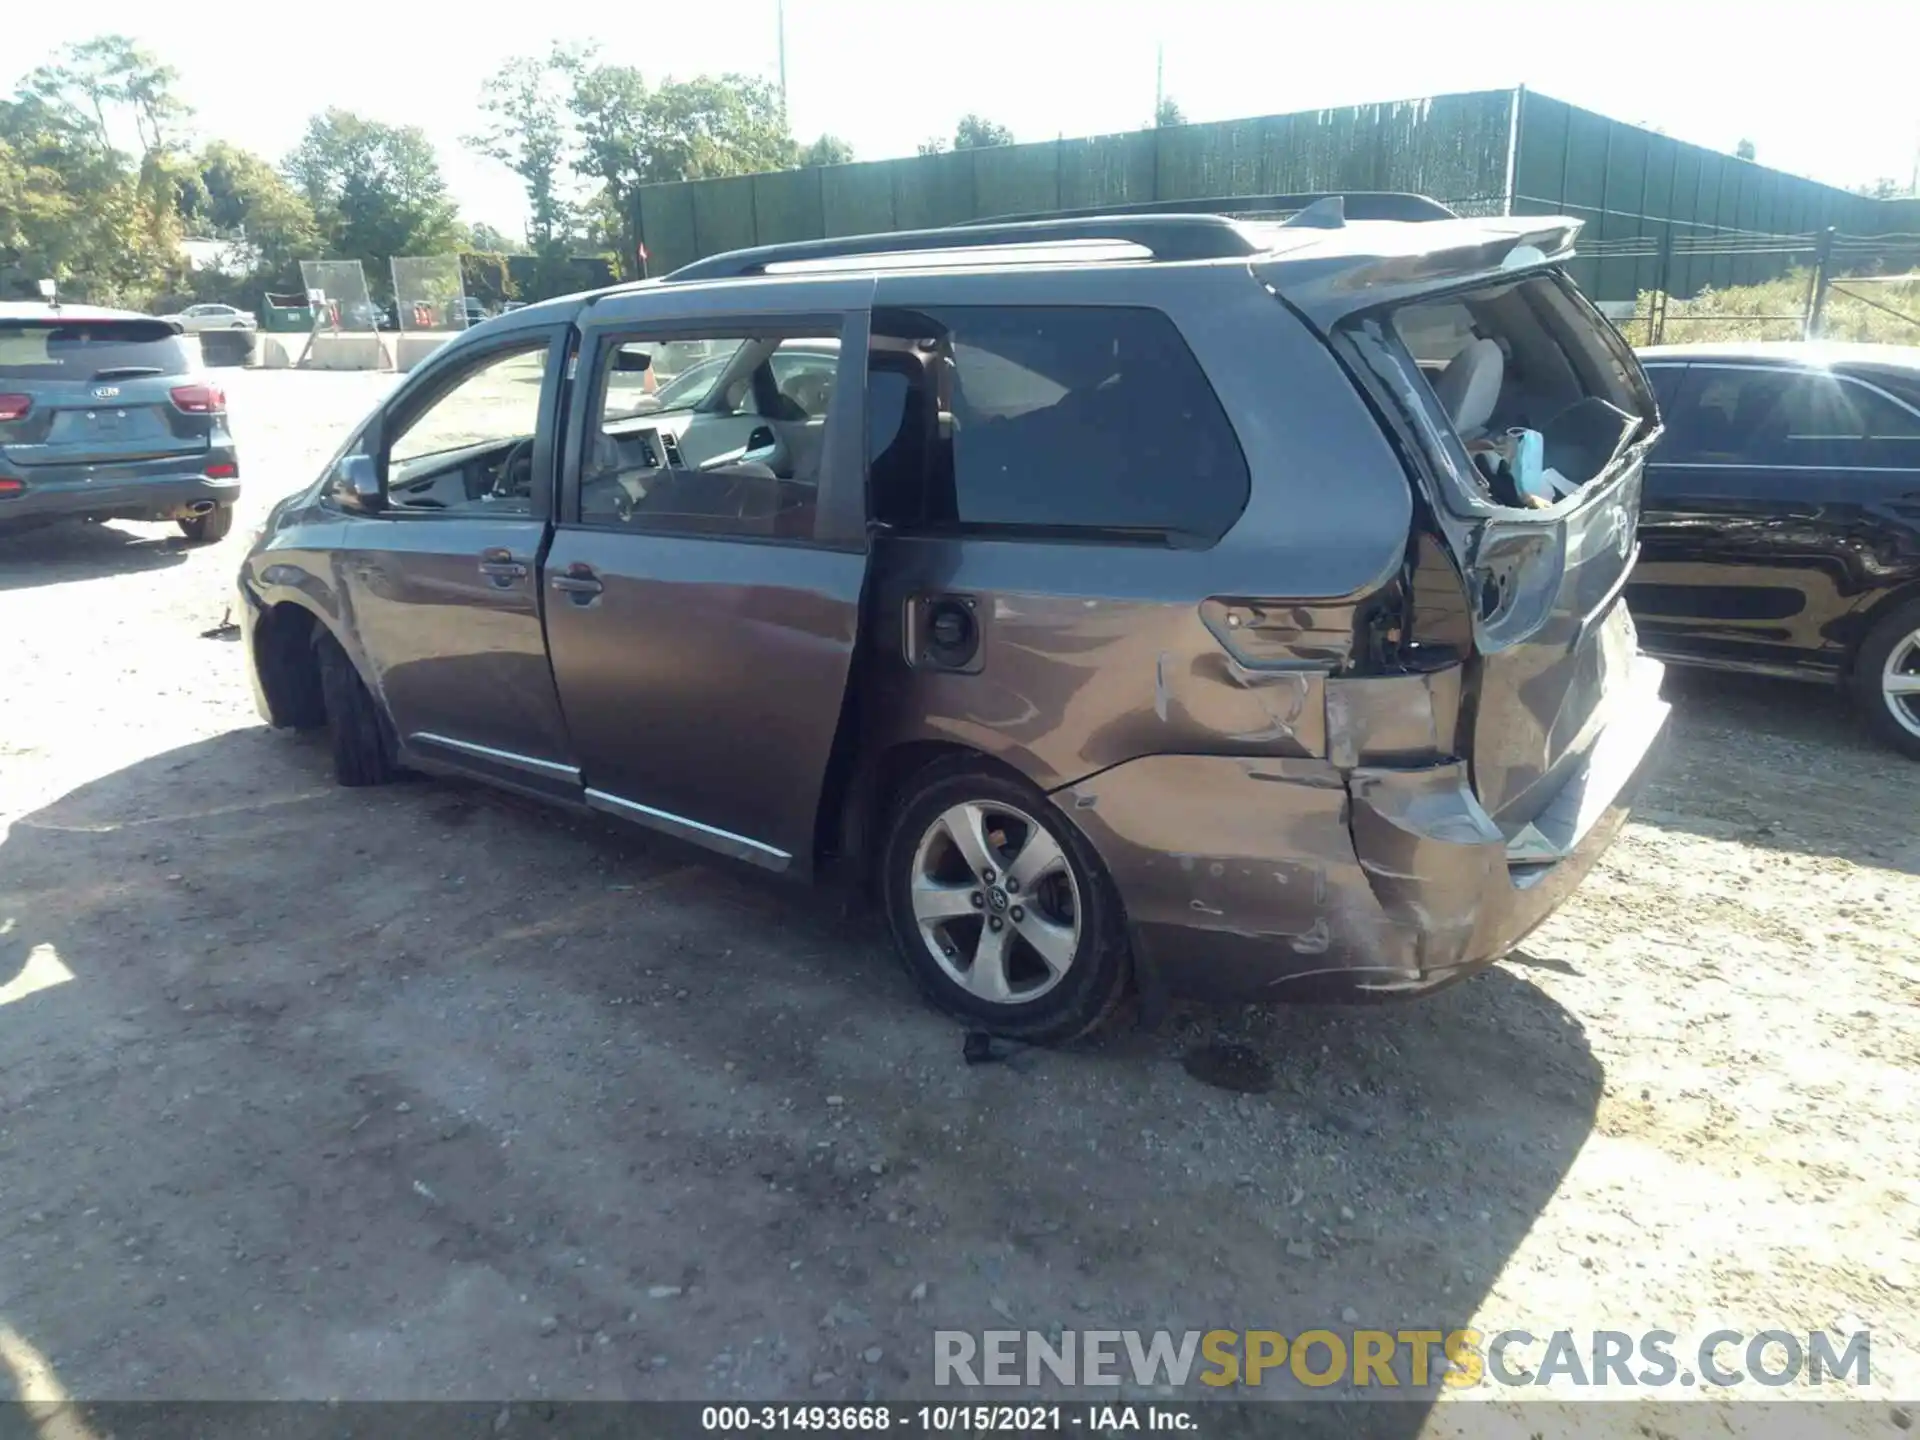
1059, 657, 1666, 1002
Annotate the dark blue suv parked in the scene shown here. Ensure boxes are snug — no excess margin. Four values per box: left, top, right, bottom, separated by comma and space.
0, 302, 240, 542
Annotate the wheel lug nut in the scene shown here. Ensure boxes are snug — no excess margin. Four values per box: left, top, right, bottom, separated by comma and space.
988, 916, 1003, 932
1005, 878, 1019, 893
970, 892, 984, 909
982, 868, 996, 884
1010, 906, 1024, 922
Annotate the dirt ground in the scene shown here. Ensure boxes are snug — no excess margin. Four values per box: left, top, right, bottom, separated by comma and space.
1, 370, 1915, 1432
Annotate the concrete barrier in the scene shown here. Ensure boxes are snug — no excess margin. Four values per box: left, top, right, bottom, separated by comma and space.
395, 332, 456, 372
303, 333, 389, 371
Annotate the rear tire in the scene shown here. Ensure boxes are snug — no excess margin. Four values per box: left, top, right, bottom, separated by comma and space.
178, 503, 234, 543
315, 630, 399, 786
1852, 598, 1920, 760
880, 759, 1131, 1045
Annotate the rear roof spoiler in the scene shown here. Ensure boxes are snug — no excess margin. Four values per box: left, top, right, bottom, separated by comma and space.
661, 192, 1461, 283
1258, 216, 1585, 330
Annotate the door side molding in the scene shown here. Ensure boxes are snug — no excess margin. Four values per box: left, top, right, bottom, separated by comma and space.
584, 788, 792, 872
409, 732, 581, 781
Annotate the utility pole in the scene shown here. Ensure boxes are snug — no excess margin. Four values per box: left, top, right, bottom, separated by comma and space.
1154, 42, 1163, 123
777, 0, 789, 117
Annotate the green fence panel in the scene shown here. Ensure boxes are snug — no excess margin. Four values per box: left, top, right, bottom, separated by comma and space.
1151, 120, 1214, 201
636, 184, 698, 275
1058, 131, 1156, 210
1513, 91, 1571, 214
1638, 134, 1679, 303
892, 151, 974, 231
1708, 155, 1741, 287
1402, 90, 1514, 210
690, 175, 758, 260
629, 86, 1911, 297
753, 168, 825, 245
1255, 112, 1306, 193
1558, 107, 1611, 293
822, 160, 896, 237
972, 140, 1061, 219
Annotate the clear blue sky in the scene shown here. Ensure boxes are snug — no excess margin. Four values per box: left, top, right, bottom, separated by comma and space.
8, 0, 1917, 235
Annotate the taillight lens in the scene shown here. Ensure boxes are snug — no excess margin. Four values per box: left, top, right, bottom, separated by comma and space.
0, 477, 25, 497
170, 383, 227, 414
0, 394, 30, 422
205, 461, 238, 479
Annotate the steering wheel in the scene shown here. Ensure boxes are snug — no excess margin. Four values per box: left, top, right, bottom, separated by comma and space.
492, 437, 534, 499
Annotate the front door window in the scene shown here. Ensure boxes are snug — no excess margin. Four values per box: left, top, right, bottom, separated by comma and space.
384, 343, 552, 515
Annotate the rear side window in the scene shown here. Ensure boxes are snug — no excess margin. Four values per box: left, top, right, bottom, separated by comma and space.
0, 321, 194, 382
872, 305, 1249, 544
1659, 365, 1920, 465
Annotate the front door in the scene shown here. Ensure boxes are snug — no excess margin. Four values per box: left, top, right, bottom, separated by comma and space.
1634, 361, 1920, 675
542, 308, 871, 874
337, 327, 577, 798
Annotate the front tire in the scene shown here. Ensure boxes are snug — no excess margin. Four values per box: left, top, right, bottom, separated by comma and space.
1852, 598, 1920, 760
315, 630, 399, 786
880, 760, 1131, 1044
178, 503, 234, 543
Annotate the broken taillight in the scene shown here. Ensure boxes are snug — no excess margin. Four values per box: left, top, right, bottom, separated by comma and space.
0, 394, 31, 422
170, 383, 227, 414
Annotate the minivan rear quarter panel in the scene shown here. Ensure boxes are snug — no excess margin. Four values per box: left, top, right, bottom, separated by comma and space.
856, 262, 1464, 998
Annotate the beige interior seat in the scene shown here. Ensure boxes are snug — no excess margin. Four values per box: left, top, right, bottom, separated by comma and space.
1434, 337, 1505, 437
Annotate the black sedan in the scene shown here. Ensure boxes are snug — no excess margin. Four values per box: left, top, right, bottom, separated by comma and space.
1630, 341, 1920, 757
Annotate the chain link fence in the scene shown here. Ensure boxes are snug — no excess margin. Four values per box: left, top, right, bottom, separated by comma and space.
391, 255, 466, 333
1582, 231, 1920, 347
296, 260, 376, 333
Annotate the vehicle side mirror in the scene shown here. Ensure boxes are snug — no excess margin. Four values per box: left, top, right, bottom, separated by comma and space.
613, 349, 652, 373
328, 453, 385, 513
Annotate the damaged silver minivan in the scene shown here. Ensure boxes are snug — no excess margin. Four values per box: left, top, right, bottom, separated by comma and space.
240, 194, 1668, 1042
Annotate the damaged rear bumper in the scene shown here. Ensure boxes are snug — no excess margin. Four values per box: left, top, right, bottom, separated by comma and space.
1057, 656, 1669, 1003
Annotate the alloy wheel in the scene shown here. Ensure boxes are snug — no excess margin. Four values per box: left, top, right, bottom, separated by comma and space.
1884, 627, 1920, 740
908, 799, 1081, 1004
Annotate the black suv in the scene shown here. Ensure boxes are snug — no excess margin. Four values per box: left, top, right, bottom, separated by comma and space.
241, 195, 1669, 1042
0, 302, 240, 541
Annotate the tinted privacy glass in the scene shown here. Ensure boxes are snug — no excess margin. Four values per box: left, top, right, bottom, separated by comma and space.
873, 305, 1248, 542
0, 321, 194, 381
1660, 366, 1920, 463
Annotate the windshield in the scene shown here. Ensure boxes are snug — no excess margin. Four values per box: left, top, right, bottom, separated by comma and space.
0, 320, 194, 382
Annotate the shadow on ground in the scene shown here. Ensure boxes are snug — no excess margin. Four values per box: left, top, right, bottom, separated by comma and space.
0, 520, 193, 592
1631, 667, 1920, 875
0, 729, 1602, 1433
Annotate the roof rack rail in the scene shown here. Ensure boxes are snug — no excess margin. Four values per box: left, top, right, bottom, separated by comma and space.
661, 214, 1267, 283
659, 192, 1460, 284
972, 192, 1460, 225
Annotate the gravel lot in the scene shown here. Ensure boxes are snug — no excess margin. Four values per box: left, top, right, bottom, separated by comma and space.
1, 369, 1915, 1433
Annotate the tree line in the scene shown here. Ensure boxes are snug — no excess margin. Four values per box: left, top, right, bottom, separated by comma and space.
0, 34, 1032, 311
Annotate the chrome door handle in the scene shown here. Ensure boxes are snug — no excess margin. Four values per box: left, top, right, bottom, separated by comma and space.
550, 564, 604, 601
478, 547, 527, 584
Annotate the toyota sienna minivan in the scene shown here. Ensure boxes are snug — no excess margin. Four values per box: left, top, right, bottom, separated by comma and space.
239, 194, 1669, 1042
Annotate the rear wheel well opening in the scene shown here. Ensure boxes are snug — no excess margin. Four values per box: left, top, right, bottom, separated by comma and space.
829, 740, 1029, 895
256, 603, 326, 730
